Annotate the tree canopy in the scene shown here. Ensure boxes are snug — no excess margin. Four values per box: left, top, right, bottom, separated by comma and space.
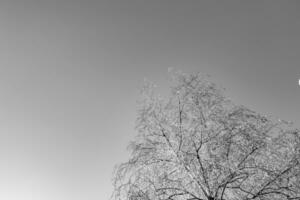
111, 71, 300, 200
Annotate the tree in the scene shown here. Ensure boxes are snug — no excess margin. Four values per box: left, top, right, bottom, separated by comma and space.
111, 71, 300, 200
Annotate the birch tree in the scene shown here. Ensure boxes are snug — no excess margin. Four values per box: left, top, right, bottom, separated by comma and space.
111, 71, 300, 200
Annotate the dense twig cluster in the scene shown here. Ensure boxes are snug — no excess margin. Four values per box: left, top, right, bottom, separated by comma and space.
111, 71, 300, 200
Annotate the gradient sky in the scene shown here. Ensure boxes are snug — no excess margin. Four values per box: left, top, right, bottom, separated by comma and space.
0, 1, 299, 200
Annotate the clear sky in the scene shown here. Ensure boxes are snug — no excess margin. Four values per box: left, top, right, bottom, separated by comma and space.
0, 1, 299, 200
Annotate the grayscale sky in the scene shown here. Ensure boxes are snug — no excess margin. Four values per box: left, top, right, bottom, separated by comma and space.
0, 1, 299, 200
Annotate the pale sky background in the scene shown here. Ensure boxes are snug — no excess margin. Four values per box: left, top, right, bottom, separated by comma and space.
0, 1, 299, 200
